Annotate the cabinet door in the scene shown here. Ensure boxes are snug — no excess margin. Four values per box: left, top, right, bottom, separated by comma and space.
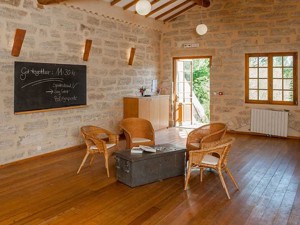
138, 98, 151, 121
139, 98, 159, 130
150, 97, 160, 130
123, 98, 139, 118
159, 96, 169, 129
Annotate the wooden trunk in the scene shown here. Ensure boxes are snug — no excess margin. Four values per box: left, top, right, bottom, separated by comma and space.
115, 144, 186, 187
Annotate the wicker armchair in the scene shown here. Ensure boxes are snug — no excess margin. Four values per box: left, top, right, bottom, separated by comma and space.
120, 118, 155, 149
186, 123, 227, 155
184, 137, 239, 199
77, 125, 119, 177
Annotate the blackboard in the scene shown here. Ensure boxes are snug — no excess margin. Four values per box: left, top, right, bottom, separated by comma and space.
14, 61, 86, 113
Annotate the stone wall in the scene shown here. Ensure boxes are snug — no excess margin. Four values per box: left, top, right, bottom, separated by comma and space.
0, 0, 161, 164
161, 0, 300, 136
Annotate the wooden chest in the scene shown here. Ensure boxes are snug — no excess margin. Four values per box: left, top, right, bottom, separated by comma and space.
114, 144, 186, 187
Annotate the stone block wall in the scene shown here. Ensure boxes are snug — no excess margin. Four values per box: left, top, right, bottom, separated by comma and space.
161, 0, 300, 136
0, 0, 161, 164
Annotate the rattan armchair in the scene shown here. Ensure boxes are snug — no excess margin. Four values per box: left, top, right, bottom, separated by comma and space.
184, 137, 239, 199
77, 125, 119, 177
186, 123, 227, 155
120, 118, 155, 149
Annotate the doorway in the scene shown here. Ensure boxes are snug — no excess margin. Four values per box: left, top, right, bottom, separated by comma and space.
173, 57, 211, 128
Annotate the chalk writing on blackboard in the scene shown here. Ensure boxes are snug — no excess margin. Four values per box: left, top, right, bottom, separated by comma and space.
14, 62, 86, 113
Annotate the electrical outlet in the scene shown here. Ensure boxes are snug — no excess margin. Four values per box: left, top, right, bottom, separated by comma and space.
37, 146, 42, 151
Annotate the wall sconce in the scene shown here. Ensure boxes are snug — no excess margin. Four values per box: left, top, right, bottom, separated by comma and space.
128, 47, 136, 65
83, 39, 92, 61
11, 29, 26, 57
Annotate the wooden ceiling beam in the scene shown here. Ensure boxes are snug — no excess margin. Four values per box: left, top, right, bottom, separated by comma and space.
192, 0, 211, 8
123, 0, 139, 10
155, 0, 190, 20
146, 0, 176, 18
163, 3, 197, 22
111, 0, 121, 6
150, 0, 161, 5
37, 0, 65, 5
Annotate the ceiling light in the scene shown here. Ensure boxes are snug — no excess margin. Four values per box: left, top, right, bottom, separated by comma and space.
196, 24, 208, 35
196, 0, 208, 36
136, 0, 151, 16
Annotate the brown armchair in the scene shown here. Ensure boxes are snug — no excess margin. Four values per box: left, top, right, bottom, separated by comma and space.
120, 118, 155, 149
77, 125, 119, 177
186, 123, 227, 154
184, 137, 239, 199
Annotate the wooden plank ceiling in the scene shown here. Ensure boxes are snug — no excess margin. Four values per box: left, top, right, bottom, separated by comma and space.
37, 0, 211, 23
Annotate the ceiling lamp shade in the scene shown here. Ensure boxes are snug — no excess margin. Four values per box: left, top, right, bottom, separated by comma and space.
196, 24, 208, 35
136, 0, 151, 16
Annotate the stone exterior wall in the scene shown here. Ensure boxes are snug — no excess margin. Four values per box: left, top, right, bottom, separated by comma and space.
161, 0, 300, 136
0, 0, 160, 164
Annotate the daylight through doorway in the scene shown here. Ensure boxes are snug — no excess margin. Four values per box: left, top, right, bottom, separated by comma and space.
173, 57, 211, 128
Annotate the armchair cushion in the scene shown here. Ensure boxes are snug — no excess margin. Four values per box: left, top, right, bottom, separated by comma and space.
132, 138, 152, 143
190, 142, 200, 148
202, 155, 218, 165
90, 143, 116, 150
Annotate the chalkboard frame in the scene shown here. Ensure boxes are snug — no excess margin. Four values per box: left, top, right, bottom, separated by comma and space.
14, 61, 87, 114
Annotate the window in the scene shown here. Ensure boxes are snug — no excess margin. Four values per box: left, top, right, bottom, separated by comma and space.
245, 52, 298, 105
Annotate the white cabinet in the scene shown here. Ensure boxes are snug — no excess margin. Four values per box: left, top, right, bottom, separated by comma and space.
123, 95, 169, 130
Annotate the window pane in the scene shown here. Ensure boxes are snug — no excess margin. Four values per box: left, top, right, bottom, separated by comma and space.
178, 83, 184, 92
283, 56, 293, 67
283, 68, 293, 78
184, 84, 191, 92
273, 79, 282, 89
249, 57, 258, 67
249, 79, 258, 89
259, 79, 268, 89
273, 56, 282, 67
284, 79, 293, 90
246, 53, 296, 105
249, 90, 258, 100
259, 90, 268, 100
184, 72, 191, 81
283, 91, 293, 101
273, 68, 282, 78
273, 90, 282, 101
249, 68, 258, 78
259, 57, 268, 67
184, 92, 191, 97
184, 98, 191, 103
177, 72, 183, 82
178, 95, 183, 102
259, 68, 268, 78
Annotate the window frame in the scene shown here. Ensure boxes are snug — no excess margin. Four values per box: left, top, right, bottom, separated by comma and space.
245, 52, 298, 105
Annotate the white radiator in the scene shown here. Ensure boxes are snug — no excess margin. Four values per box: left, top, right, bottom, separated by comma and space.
250, 109, 289, 137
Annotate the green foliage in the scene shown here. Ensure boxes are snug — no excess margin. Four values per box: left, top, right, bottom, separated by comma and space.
192, 59, 210, 122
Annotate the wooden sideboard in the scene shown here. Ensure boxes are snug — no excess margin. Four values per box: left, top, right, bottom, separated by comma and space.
123, 95, 169, 130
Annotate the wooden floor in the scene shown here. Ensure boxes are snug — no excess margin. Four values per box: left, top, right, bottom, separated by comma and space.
1, 128, 300, 225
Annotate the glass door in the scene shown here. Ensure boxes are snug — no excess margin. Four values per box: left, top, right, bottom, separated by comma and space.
174, 60, 193, 126
173, 56, 211, 128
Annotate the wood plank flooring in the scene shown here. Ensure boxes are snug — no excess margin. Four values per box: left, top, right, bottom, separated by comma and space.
0, 128, 300, 225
